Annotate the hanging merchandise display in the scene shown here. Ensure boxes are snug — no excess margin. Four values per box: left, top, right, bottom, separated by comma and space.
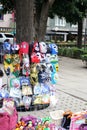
30, 63, 38, 86
11, 44, 20, 54
2, 40, 59, 111
3, 41, 20, 75
39, 41, 47, 53
30, 41, 58, 108
22, 54, 30, 76
0, 86, 9, 99
19, 41, 29, 55
30, 41, 41, 63
20, 76, 32, 96
3, 40, 11, 54
10, 77, 21, 99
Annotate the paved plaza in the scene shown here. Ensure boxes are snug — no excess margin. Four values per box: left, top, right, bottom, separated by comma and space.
1, 56, 87, 120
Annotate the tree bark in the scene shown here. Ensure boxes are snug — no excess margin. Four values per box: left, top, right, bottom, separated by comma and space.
34, 4, 41, 40
77, 19, 83, 48
38, 1, 49, 41
16, 0, 34, 43
35, 0, 55, 41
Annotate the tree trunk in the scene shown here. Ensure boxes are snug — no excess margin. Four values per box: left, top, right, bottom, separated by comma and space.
16, 0, 34, 43
38, 1, 49, 41
36, 0, 55, 42
77, 19, 83, 48
34, 5, 41, 40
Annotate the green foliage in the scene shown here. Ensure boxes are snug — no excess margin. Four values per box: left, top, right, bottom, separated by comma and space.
58, 47, 64, 56
66, 48, 74, 58
49, 0, 87, 24
81, 48, 87, 62
81, 54, 87, 61
58, 44, 87, 62
71, 47, 84, 58
1, 0, 87, 24
0, 0, 16, 13
58, 43, 76, 47
58, 46, 85, 59
83, 49, 87, 54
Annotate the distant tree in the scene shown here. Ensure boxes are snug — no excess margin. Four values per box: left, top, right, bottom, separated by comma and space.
0, 0, 15, 13
50, 0, 87, 48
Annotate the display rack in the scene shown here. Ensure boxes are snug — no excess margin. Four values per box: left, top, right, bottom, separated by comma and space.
2, 41, 59, 111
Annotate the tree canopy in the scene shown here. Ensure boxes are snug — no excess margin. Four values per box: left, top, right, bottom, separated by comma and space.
49, 0, 87, 47
1, 0, 87, 21
0, 0, 16, 13
1, 0, 87, 47
1, 0, 87, 22
50, 0, 87, 23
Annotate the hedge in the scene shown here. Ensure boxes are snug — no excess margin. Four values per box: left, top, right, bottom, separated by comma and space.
58, 47, 85, 59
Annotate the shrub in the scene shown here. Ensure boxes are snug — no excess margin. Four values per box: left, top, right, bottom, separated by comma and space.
71, 47, 84, 59
58, 47, 85, 59
81, 54, 87, 61
83, 49, 87, 54
66, 48, 73, 57
62, 47, 67, 56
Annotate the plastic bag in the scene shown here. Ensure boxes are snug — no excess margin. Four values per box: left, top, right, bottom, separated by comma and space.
0, 98, 18, 130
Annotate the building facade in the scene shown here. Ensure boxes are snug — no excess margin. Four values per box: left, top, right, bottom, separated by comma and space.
46, 16, 86, 42
0, 5, 14, 33
0, 5, 86, 42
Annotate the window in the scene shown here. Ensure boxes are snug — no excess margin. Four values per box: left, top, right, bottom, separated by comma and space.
0, 14, 3, 20
71, 24, 78, 28
59, 18, 66, 26
4, 34, 14, 38
0, 5, 3, 20
0, 34, 3, 38
55, 15, 66, 27
55, 16, 58, 26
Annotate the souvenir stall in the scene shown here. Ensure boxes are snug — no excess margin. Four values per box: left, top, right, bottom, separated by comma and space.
1, 40, 87, 130
2, 40, 59, 111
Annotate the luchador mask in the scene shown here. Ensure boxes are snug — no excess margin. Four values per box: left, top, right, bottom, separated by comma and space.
39, 42, 47, 53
